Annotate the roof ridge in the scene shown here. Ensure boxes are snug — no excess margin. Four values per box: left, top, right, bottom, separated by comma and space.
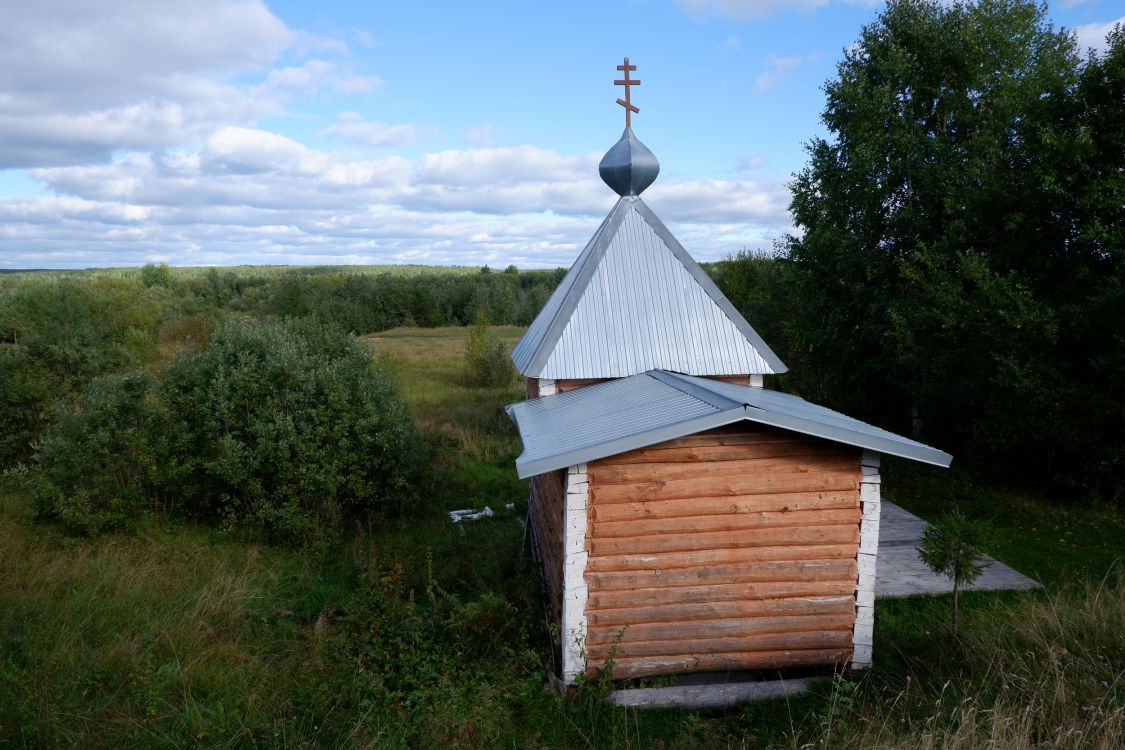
517, 197, 636, 375
647, 370, 743, 411
630, 199, 787, 374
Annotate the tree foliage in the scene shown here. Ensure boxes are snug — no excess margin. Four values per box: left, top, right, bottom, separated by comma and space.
785, 0, 1124, 499
918, 509, 992, 634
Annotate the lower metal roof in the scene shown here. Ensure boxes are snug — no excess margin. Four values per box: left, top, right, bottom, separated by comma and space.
505, 371, 953, 478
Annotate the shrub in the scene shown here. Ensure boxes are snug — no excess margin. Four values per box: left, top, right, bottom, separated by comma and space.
29, 371, 165, 534
465, 310, 515, 387
0, 346, 55, 468
161, 319, 420, 543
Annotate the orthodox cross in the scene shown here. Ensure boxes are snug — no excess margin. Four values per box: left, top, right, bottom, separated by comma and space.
615, 57, 640, 127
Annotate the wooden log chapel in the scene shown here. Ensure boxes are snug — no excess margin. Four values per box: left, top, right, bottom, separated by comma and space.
505, 58, 952, 685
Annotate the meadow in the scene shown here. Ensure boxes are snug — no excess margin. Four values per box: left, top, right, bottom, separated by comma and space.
2, 321, 1122, 748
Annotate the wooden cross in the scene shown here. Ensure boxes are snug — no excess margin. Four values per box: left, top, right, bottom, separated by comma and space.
614, 57, 640, 127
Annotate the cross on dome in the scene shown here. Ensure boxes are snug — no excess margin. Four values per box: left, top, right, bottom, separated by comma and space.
614, 57, 640, 127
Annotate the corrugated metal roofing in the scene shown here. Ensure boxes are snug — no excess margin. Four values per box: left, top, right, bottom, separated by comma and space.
510, 196, 787, 379
506, 370, 953, 478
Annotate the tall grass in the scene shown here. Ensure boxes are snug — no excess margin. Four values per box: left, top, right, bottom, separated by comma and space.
793, 570, 1125, 749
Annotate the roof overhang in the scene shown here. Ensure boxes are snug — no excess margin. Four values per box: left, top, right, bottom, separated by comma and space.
506, 370, 953, 479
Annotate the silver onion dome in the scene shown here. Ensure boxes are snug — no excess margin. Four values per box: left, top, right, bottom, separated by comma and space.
598, 127, 660, 197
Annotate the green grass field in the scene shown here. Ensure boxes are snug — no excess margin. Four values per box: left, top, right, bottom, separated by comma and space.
1, 326, 1122, 748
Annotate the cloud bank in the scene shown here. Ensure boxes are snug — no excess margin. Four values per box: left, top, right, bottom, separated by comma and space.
0, 0, 796, 269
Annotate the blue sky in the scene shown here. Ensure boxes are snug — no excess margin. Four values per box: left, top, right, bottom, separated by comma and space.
0, 0, 1121, 269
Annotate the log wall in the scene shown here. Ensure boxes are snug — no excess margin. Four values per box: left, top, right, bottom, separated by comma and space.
583, 424, 862, 680
529, 469, 567, 625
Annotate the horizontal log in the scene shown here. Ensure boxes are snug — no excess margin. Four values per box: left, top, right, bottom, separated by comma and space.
587, 579, 858, 610
589, 456, 859, 486
590, 471, 860, 504
586, 595, 855, 628
595, 648, 852, 679
588, 524, 859, 557
586, 559, 857, 591
631, 429, 792, 449
590, 491, 859, 522
591, 508, 860, 539
586, 629, 854, 660
585, 543, 859, 572
586, 613, 855, 645
601, 440, 850, 466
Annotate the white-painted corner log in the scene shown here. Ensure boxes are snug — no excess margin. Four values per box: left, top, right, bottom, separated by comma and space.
853, 450, 881, 669
749, 374, 764, 388
539, 378, 558, 396
561, 462, 589, 683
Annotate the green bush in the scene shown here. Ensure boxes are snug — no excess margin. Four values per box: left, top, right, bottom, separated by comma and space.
161, 319, 421, 543
465, 310, 516, 387
29, 371, 165, 534
0, 346, 55, 467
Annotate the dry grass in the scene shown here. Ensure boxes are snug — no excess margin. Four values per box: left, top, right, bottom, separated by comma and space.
362, 326, 525, 464
793, 571, 1125, 749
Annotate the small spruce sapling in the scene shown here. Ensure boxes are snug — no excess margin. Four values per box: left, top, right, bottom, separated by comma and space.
917, 509, 992, 635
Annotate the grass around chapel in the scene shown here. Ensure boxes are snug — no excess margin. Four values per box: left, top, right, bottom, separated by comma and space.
1, 326, 1123, 748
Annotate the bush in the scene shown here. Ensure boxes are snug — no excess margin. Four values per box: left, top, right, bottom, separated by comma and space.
465, 310, 516, 387
29, 371, 165, 534
161, 319, 421, 543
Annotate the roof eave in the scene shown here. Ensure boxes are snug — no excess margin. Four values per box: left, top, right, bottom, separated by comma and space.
513, 408, 745, 479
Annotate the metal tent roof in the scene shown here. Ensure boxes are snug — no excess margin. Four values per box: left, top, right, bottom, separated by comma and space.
505, 370, 952, 478
509, 196, 787, 379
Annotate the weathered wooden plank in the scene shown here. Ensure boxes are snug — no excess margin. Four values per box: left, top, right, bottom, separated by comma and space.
598, 649, 852, 679
598, 440, 845, 466
609, 677, 814, 709
556, 378, 609, 393
589, 456, 860, 486
585, 613, 856, 644
591, 507, 860, 538
620, 430, 794, 450
585, 595, 856, 627
588, 524, 858, 557
586, 559, 857, 591
585, 543, 859, 572
586, 629, 854, 660
590, 491, 859, 522
586, 579, 858, 610
590, 471, 861, 504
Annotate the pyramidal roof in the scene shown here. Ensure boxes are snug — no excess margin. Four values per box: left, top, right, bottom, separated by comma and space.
511, 128, 787, 380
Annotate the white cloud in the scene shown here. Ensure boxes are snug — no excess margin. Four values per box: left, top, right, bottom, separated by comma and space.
753, 54, 803, 93
320, 113, 425, 148
1074, 18, 1124, 54
7, 133, 795, 268
716, 36, 743, 54
461, 125, 508, 146
0, 0, 374, 168
736, 154, 766, 170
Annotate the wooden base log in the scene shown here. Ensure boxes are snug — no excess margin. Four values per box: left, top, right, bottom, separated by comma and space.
599, 649, 852, 680
585, 629, 853, 661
